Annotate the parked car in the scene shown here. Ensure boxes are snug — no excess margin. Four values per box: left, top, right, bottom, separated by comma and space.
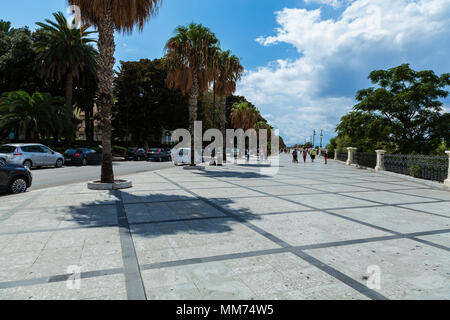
125, 148, 146, 161
0, 159, 33, 194
63, 148, 102, 166
0, 144, 64, 169
172, 148, 203, 165
146, 148, 172, 162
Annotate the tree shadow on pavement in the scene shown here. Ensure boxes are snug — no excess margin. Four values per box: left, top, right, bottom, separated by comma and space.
65, 189, 261, 238
191, 169, 272, 180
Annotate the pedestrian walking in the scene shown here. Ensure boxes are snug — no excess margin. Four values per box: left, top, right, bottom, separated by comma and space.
310, 148, 316, 163
292, 149, 298, 163
324, 149, 328, 165
302, 148, 308, 163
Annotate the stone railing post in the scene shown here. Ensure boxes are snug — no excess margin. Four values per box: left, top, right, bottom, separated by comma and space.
375, 150, 386, 172
334, 150, 338, 160
444, 151, 450, 189
346, 147, 357, 165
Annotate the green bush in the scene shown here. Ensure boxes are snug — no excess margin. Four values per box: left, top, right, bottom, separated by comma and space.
408, 165, 421, 178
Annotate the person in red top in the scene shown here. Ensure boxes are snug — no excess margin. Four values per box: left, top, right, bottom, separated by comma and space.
324, 149, 328, 165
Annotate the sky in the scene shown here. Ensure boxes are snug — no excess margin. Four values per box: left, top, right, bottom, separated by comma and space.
2, 0, 450, 146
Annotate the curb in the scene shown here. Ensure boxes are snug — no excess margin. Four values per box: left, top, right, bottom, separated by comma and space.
87, 180, 133, 190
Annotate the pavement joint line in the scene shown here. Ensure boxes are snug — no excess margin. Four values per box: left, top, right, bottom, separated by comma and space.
203, 171, 450, 253
331, 159, 449, 191
255, 174, 450, 220
155, 172, 389, 301
6, 199, 446, 237
1, 228, 449, 291
114, 190, 147, 300
0, 190, 48, 223
270, 175, 442, 205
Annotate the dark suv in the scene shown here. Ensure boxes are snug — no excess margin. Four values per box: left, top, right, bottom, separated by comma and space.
0, 160, 33, 194
146, 148, 171, 162
125, 148, 146, 161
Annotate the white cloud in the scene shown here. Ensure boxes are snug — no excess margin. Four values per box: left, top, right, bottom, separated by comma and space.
304, 0, 352, 9
238, 0, 450, 146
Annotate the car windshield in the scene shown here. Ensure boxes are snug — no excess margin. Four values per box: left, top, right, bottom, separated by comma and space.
0, 146, 16, 154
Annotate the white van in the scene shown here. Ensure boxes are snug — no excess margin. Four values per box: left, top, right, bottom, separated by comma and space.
172, 148, 203, 165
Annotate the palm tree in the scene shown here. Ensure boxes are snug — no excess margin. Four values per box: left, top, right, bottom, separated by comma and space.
231, 101, 261, 131
215, 50, 243, 161
0, 91, 72, 141
34, 12, 98, 117
68, 0, 161, 183
165, 23, 220, 166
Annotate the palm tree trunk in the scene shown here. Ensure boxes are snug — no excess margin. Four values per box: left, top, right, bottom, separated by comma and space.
189, 72, 199, 166
65, 70, 73, 116
220, 95, 227, 162
85, 106, 91, 142
97, 7, 115, 183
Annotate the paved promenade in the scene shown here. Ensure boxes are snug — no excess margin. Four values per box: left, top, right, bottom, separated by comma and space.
0, 155, 449, 300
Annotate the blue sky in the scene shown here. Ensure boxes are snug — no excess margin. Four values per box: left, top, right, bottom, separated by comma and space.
3, 0, 450, 146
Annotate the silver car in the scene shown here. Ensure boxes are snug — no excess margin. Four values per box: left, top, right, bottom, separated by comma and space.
0, 144, 64, 169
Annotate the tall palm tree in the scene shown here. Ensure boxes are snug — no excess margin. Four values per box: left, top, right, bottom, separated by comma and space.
34, 12, 98, 117
0, 91, 72, 141
231, 101, 261, 131
165, 23, 220, 166
215, 50, 243, 161
68, 0, 161, 183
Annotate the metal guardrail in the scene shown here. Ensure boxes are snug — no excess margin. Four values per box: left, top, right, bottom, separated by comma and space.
384, 154, 449, 182
354, 152, 377, 169
337, 152, 347, 162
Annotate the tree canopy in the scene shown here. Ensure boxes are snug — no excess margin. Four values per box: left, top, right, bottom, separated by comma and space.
331, 64, 450, 155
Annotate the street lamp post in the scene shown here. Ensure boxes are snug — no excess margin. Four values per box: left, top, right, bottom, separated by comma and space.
320, 129, 323, 148
313, 130, 316, 147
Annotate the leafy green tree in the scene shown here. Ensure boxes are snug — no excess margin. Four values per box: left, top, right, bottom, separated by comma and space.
34, 12, 98, 116
165, 23, 219, 165
0, 24, 42, 94
113, 58, 188, 148
0, 91, 73, 141
355, 64, 450, 154
335, 111, 395, 152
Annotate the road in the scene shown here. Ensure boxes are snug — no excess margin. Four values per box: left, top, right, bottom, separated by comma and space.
28, 160, 174, 191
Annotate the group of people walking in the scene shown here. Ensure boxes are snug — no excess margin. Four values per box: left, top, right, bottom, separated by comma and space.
292, 148, 328, 164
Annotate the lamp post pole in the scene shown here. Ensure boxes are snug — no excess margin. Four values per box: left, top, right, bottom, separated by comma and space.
320, 129, 323, 148
212, 78, 216, 128
312, 130, 316, 147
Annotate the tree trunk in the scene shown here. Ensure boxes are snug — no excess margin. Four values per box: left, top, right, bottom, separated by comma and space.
220, 95, 227, 162
85, 105, 91, 142
65, 70, 73, 116
97, 8, 115, 183
189, 72, 199, 166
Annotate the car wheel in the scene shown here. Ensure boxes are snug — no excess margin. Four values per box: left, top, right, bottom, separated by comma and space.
82, 158, 88, 166
10, 177, 28, 194
56, 158, 63, 168
23, 160, 32, 169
